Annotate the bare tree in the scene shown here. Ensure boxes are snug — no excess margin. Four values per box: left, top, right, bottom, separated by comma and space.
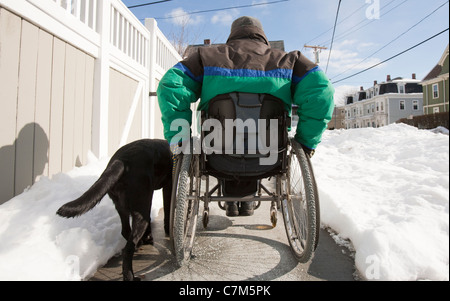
168, 17, 204, 57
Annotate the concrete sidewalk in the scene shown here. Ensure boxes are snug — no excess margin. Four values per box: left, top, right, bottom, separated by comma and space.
90, 200, 357, 281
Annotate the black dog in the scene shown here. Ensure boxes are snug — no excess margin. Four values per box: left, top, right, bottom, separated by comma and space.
56, 139, 172, 281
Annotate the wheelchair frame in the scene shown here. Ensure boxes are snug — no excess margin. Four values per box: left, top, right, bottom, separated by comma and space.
169, 136, 320, 267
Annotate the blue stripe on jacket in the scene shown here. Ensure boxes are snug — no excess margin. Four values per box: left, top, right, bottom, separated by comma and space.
292, 66, 322, 85
173, 62, 204, 83
174, 63, 321, 85
204, 66, 293, 79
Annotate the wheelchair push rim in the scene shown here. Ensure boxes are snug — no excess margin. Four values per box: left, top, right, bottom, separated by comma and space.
281, 139, 319, 263
170, 153, 200, 267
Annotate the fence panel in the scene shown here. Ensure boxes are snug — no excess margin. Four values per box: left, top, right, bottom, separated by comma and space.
397, 112, 449, 129
48, 37, 66, 177
15, 20, 39, 194
34, 29, 53, 180
0, 1, 180, 204
0, 8, 21, 203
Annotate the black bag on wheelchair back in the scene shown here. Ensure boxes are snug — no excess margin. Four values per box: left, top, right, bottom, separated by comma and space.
201, 92, 289, 181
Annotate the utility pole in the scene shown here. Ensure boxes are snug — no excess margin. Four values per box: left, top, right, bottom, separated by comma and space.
304, 45, 327, 64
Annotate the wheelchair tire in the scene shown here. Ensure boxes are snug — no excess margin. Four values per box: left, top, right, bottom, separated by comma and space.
170, 153, 199, 267
281, 138, 319, 263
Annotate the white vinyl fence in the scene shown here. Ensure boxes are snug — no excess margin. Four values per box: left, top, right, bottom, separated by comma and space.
0, 0, 181, 204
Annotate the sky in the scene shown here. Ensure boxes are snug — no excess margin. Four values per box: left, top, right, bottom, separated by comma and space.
0, 123, 447, 280
122, 0, 449, 105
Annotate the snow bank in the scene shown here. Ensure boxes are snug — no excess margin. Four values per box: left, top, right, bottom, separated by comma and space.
0, 124, 448, 280
313, 123, 449, 280
0, 153, 164, 280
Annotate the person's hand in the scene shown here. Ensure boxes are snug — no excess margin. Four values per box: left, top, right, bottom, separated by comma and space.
170, 143, 181, 156
170, 143, 181, 175
300, 144, 315, 158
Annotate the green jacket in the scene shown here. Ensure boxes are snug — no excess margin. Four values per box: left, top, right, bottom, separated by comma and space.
157, 25, 334, 149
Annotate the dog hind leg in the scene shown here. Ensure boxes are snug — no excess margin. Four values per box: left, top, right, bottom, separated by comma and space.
141, 223, 153, 245
121, 187, 153, 281
110, 191, 131, 241
117, 208, 131, 241
122, 211, 149, 281
139, 188, 154, 245
162, 177, 172, 235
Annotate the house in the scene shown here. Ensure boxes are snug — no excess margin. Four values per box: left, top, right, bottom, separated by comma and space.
328, 106, 346, 130
343, 75, 423, 129
420, 44, 449, 114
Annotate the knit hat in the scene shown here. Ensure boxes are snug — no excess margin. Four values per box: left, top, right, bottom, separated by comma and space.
230, 16, 263, 32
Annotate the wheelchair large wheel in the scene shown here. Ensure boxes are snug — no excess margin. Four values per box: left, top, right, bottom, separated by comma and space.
170, 153, 200, 266
281, 138, 320, 263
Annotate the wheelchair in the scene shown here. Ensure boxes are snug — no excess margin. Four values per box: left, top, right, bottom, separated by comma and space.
169, 92, 320, 267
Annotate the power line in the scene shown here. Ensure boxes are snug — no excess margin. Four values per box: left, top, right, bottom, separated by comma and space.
317, 0, 406, 47
303, 2, 366, 48
330, 0, 449, 80
155, 0, 289, 20
325, 0, 342, 74
332, 28, 449, 84
127, 0, 173, 9
334, 0, 409, 45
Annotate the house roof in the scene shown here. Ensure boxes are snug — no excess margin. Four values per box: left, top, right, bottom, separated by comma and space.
423, 64, 443, 81
438, 44, 449, 66
422, 44, 449, 81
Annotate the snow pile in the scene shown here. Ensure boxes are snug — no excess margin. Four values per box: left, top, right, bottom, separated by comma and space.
0, 123, 448, 280
0, 153, 163, 280
313, 123, 449, 281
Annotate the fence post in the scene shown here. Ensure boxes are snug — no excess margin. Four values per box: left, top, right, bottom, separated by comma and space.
145, 18, 158, 139
92, 0, 110, 158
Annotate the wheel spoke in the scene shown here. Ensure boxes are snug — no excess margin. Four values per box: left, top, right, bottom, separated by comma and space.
172, 154, 199, 266
281, 139, 318, 263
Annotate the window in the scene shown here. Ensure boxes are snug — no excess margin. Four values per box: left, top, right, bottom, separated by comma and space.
358, 92, 367, 101
380, 102, 384, 111
379, 83, 398, 95
400, 100, 405, 110
433, 107, 440, 114
405, 83, 422, 93
413, 100, 418, 110
433, 84, 439, 98
399, 85, 405, 94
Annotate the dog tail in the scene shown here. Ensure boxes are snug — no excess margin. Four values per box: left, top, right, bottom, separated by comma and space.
56, 160, 125, 218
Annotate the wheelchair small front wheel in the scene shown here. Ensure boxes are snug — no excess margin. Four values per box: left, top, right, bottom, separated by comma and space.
281, 139, 319, 263
170, 153, 199, 267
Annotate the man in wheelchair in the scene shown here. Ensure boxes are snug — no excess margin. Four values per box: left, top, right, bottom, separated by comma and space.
157, 16, 334, 217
